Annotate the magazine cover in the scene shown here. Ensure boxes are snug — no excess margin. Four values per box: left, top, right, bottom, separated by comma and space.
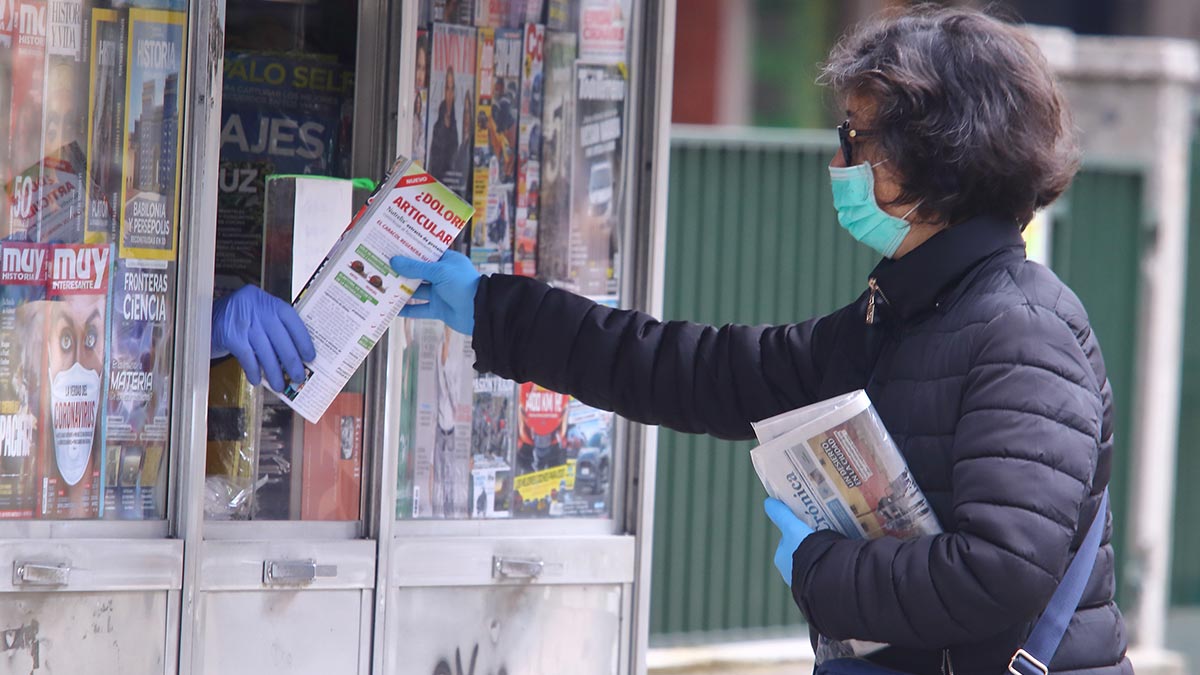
410, 321, 474, 519
0, 242, 47, 518
412, 30, 430, 164
427, 22, 477, 221
6, 0, 47, 242
474, 0, 503, 28
513, 22, 543, 276
36, 244, 110, 519
512, 381, 569, 516
579, 0, 627, 63
216, 50, 354, 294
470, 372, 514, 518
432, 0, 474, 25
204, 357, 258, 520
43, 0, 87, 162
0, 0, 15, 239
471, 26, 519, 272
535, 30, 576, 286
118, 8, 185, 261
104, 257, 173, 519
547, 0, 572, 31
85, 9, 127, 245
559, 397, 613, 516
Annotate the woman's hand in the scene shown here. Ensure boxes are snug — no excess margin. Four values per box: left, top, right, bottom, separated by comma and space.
211, 284, 316, 392
390, 250, 481, 336
764, 498, 816, 586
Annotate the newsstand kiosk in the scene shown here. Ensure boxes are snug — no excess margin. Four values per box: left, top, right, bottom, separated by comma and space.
0, 0, 675, 673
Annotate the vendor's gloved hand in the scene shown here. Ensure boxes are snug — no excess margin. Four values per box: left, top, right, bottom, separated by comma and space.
211, 284, 316, 392
389, 250, 481, 336
764, 497, 816, 587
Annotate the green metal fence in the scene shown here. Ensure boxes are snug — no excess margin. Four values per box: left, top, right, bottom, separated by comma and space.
650, 126, 1148, 642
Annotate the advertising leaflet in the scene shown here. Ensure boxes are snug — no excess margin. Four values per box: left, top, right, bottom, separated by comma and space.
535, 30, 576, 286
568, 61, 624, 295
470, 372, 514, 518
426, 23, 477, 218
432, 0, 475, 26
272, 156, 473, 424
37, 244, 111, 519
84, 8, 128, 245
412, 30, 430, 164
6, 0, 46, 242
410, 319, 473, 519
118, 9, 185, 261
0, 242, 46, 518
0, 0, 15, 238
513, 23, 543, 276
471, 26, 519, 272
750, 389, 942, 661
216, 50, 354, 294
579, 0, 626, 63
104, 257, 173, 519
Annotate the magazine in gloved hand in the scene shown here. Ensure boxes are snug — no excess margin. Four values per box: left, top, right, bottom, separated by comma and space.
750, 389, 942, 662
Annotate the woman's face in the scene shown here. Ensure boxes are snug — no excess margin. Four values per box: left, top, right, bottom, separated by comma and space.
832, 94, 943, 257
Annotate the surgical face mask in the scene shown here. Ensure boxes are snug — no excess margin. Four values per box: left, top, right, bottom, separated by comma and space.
49, 362, 101, 486
829, 161, 921, 258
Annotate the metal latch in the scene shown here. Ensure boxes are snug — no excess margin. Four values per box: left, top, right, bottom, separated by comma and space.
13, 562, 70, 587
492, 556, 544, 580
263, 559, 338, 585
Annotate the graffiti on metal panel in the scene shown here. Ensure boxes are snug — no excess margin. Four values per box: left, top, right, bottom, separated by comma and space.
432, 643, 507, 675
1, 620, 40, 669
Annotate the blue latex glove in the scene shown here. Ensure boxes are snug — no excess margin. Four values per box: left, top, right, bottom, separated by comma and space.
211, 284, 316, 392
389, 250, 481, 336
764, 497, 816, 586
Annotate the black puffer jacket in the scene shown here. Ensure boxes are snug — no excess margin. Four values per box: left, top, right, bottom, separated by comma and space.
472, 215, 1129, 675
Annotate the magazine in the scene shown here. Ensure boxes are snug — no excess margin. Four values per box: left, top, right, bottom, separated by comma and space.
411, 320, 474, 519
271, 156, 473, 424
104, 257, 174, 519
37, 244, 111, 518
427, 22, 478, 232
470, 26, 520, 272
751, 389, 941, 661
470, 372, 515, 518
513, 22, 543, 276
119, 8, 186, 261
0, 241, 46, 518
432, 0, 475, 26
535, 30, 576, 286
412, 30, 430, 163
547, 0, 571, 31
84, 8, 128, 245
6, 0, 47, 242
566, 61, 624, 295
0, 0, 16, 239
44, 0, 88, 203
579, 0, 627, 63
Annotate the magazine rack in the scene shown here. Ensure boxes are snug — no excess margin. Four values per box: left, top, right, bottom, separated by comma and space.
0, 0, 674, 673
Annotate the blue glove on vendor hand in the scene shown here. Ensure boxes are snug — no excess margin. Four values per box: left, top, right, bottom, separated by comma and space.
764, 497, 816, 587
211, 284, 316, 392
389, 250, 481, 336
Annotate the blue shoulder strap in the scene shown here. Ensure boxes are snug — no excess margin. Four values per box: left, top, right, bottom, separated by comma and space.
1009, 489, 1109, 675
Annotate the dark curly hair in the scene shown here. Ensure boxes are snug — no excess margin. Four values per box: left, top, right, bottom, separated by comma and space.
821, 5, 1080, 227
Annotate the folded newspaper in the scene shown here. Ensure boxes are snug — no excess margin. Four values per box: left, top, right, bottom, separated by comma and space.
270, 156, 474, 423
751, 390, 941, 662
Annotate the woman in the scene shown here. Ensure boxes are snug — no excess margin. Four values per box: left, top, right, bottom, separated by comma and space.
397, 7, 1126, 675
217, 6, 1128, 675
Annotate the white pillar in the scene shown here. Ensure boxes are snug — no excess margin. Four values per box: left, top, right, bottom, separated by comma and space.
1034, 30, 1200, 651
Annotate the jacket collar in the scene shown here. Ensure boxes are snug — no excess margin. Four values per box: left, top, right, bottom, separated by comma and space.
870, 214, 1026, 322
